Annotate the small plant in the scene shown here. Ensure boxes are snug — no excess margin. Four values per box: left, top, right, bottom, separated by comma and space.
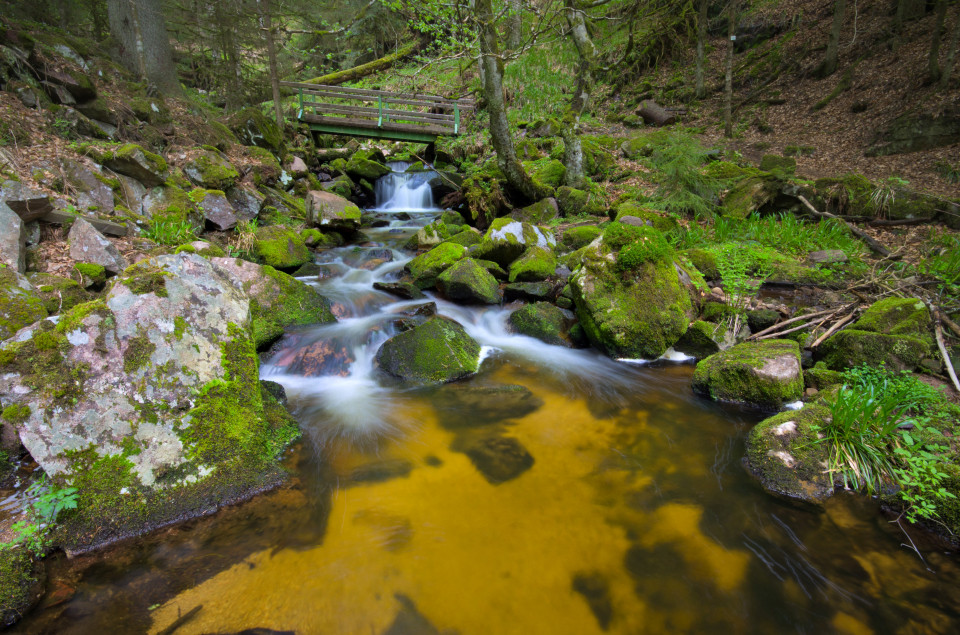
935, 160, 960, 184
143, 219, 196, 246
643, 129, 722, 218
51, 117, 76, 139
715, 244, 769, 333
1, 476, 79, 556
869, 176, 909, 219
893, 424, 956, 524
234, 219, 258, 255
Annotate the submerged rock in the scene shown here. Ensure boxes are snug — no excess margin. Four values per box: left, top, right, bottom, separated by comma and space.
456, 434, 535, 484
376, 317, 481, 384
431, 383, 543, 428
692, 339, 803, 408
0, 253, 300, 553
743, 404, 834, 504
0, 548, 44, 629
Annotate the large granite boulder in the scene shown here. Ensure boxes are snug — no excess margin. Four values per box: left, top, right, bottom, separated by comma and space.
376, 317, 481, 384
211, 257, 336, 349
68, 218, 128, 274
406, 242, 467, 289
0, 268, 47, 341
305, 190, 362, 232
692, 339, 803, 408
193, 189, 238, 231
184, 150, 240, 190
569, 222, 697, 359
0, 203, 26, 272
743, 404, 834, 504
436, 258, 502, 305
99, 143, 169, 187
0, 253, 300, 552
471, 218, 557, 268
253, 226, 311, 270
818, 298, 933, 371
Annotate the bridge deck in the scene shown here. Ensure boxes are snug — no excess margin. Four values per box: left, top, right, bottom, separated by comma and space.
281, 82, 475, 143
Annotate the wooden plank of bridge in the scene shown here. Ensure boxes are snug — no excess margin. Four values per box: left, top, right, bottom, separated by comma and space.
281, 81, 475, 109
301, 113, 452, 137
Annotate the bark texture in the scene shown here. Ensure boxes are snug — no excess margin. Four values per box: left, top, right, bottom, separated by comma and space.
107, 0, 181, 95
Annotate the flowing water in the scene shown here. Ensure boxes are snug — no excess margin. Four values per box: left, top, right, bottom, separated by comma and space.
17, 165, 960, 634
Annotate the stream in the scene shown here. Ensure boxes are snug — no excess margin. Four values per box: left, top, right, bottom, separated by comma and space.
16, 164, 960, 634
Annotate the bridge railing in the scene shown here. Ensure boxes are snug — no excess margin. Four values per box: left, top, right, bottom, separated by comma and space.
279, 82, 476, 137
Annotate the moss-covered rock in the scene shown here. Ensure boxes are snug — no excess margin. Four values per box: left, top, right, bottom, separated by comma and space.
0, 547, 43, 629
471, 218, 557, 268
720, 172, 782, 219
243, 147, 282, 187
674, 320, 726, 359
141, 184, 198, 223
743, 404, 834, 504
508, 246, 556, 283
211, 258, 336, 349
0, 268, 47, 340
99, 143, 169, 188
406, 220, 452, 249
228, 108, 284, 154
569, 224, 695, 359
511, 198, 558, 224
344, 150, 390, 182
561, 225, 601, 251
759, 154, 797, 178
508, 302, 574, 347
0, 254, 300, 553
174, 240, 227, 258
376, 317, 481, 384
804, 361, 843, 390
612, 202, 680, 232
436, 258, 502, 305
818, 298, 933, 371
746, 309, 780, 333
25, 272, 94, 315
253, 226, 311, 270
443, 227, 483, 248
305, 190, 361, 232
692, 339, 803, 408
406, 243, 467, 289
184, 150, 240, 190
556, 186, 606, 217
523, 158, 566, 188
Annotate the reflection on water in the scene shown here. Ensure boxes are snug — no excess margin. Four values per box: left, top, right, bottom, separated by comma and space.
15, 165, 960, 635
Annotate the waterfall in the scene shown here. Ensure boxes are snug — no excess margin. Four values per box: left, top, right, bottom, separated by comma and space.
374, 161, 439, 212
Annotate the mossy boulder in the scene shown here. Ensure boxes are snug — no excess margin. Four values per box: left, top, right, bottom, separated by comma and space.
759, 155, 797, 178
508, 302, 574, 347
511, 198, 558, 224
0, 268, 47, 341
376, 317, 481, 384
174, 240, 227, 258
613, 202, 680, 232
184, 150, 240, 190
191, 189, 238, 231
674, 320, 726, 359
437, 258, 502, 305
25, 272, 93, 315
344, 150, 390, 182
569, 224, 695, 359
508, 246, 556, 282
407, 220, 452, 249
556, 186, 606, 217
692, 339, 803, 408
253, 226, 311, 270
99, 143, 169, 188
211, 258, 336, 349
743, 404, 834, 504
720, 173, 782, 219
818, 297, 933, 371
561, 225, 601, 251
804, 361, 843, 390
406, 243, 467, 289
141, 184, 197, 223
0, 547, 43, 629
443, 227, 483, 248
471, 218, 557, 268
243, 147, 282, 187
305, 190, 361, 232
68, 218, 128, 275
0, 253, 300, 552
228, 108, 284, 154
523, 158, 566, 188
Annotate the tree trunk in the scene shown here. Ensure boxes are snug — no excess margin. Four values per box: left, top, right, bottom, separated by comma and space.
107, 0, 181, 95
818, 0, 846, 78
258, 0, 283, 127
304, 41, 421, 85
507, 0, 522, 49
941, 6, 960, 88
929, 0, 948, 83
562, 0, 597, 190
695, 0, 708, 99
476, 0, 550, 203
724, 4, 735, 138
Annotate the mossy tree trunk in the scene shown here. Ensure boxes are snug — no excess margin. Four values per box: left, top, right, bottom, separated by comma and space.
562, 0, 598, 190
928, 0, 948, 83
941, 6, 960, 89
817, 0, 846, 78
303, 41, 421, 85
476, 0, 551, 203
695, 0, 708, 99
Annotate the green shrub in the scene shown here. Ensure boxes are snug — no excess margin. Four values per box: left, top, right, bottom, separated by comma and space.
143, 220, 196, 246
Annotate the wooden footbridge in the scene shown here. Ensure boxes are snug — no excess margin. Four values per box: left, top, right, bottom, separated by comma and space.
280, 82, 476, 143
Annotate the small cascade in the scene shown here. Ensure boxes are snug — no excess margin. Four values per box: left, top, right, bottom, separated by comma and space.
373, 161, 438, 212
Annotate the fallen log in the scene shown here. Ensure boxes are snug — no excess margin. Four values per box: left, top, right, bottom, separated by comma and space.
637, 100, 677, 126
797, 195, 892, 258
303, 41, 422, 87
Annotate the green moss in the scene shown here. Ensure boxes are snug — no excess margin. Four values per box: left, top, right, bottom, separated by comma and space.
508, 247, 557, 282
26, 272, 93, 314
407, 243, 467, 289
1, 403, 30, 423
818, 298, 934, 371
115, 143, 168, 173
73, 262, 105, 280
0, 320, 89, 412
0, 547, 38, 627
249, 265, 336, 349
508, 302, 569, 346
804, 361, 843, 389
186, 153, 240, 189
123, 331, 156, 374
120, 261, 172, 297
375, 317, 481, 383
0, 269, 48, 340
436, 258, 501, 305
228, 108, 284, 153
173, 316, 189, 341
850, 297, 930, 335
523, 158, 566, 188
174, 242, 226, 258
561, 225, 601, 251
254, 226, 311, 270
612, 203, 680, 233
692, 339, 803, 408
721, 173, 782, 219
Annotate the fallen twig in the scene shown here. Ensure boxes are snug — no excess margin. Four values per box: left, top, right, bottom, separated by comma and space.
748, 306, 847, 340
797, 195, 893, 258
809, 310, 859, 348
933, 308, 960, 394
